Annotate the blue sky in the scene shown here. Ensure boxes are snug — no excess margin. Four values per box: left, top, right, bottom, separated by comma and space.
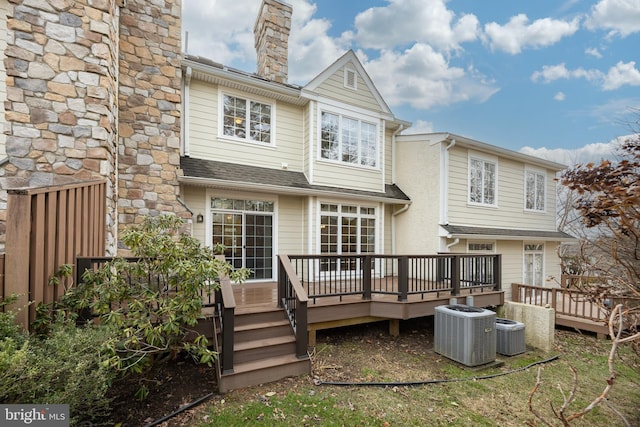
182, 0, 640, 164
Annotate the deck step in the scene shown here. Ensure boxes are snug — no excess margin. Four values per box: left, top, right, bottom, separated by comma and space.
219, 354, 310, 393
234, 335, 296, 364
234, 319, 292, 341
216, 306, 310, 392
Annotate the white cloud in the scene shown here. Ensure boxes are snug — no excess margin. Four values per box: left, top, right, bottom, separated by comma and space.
363, 44, 499, 109
531, 63, 602, 83
602, 61, 640, 90
402, 120, 435, 134
585, 47, 603, 58
484, 14, 580, 54
352, 0, 479, 52
519, 140, 622, 166
554, 92, 566, 101
182, 0, 259, 65
531, 62, 640, 91
585, 0, 640, 37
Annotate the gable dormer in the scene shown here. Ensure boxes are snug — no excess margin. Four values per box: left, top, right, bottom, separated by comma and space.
303, 50, 393, 118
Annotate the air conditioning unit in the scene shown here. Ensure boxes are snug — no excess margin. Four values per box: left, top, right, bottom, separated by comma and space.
495, 318, 526, 356
434, 304, 496, 366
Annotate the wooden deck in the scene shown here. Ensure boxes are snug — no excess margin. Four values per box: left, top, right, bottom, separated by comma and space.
229, 280, 504, 345
512, 283, 640, 337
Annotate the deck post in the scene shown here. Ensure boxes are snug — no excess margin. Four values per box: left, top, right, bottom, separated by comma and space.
511, 283, 520, 302
221, 305, 234, 374
451, 255, 460, 296
296, 299, 308, 358
277, 257, 285, 308
493, 255, 502, 290
362, 255, 372, 300
397, 256, 408, 301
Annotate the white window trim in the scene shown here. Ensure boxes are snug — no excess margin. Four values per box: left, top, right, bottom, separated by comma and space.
524, 167, 547, 213
523, 242, 545, 286
218, 89, 277, 147
317, 105, 380, 170
467, 151, 498, 207
317, 201, 379, 255
205, 189, 280, 282
467, 240, 496, 253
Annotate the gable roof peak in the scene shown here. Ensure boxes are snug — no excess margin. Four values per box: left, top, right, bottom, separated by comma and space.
303, 50, 392, 115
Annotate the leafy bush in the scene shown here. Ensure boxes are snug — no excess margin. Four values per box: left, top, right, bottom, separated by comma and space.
0, 313, 116, 425
62, 215, 249, 374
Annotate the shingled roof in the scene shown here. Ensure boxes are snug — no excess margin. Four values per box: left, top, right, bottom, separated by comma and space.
442, 224, 575, 241
180, 157, 411, 203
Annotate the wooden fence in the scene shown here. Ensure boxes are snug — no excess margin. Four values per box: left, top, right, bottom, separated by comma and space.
1, 180, 107, 328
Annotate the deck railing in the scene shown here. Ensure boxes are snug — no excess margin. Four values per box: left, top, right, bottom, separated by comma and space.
277, 253, 501, 352
280, 253, 501, 304
511, 283, 639, 323
75, 256, 218, 308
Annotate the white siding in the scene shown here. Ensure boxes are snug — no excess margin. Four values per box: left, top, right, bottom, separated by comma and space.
181, 185, 208, 246
278, 195, 306, 255
447, 145, 558, 231
313, 67, 383, 113
187, 80, 304, 170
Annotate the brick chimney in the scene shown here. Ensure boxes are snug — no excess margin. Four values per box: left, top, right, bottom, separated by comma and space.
254, 0, 292, 83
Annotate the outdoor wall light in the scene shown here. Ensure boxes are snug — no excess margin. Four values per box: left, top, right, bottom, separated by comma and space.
196, 213, 204, 223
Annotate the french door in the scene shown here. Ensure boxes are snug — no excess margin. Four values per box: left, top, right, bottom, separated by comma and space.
211, 198, 274, 280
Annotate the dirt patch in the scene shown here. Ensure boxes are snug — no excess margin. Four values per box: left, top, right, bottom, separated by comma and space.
107, 354, 217, 426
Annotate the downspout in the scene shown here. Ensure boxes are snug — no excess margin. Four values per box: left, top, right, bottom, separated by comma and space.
446, 238, 459, 251
391, 124, 405, 184
182, 66, 192, 157
391, 203, 409, 254
439, 138, 456, 252
440, 137, 456, 225
391, 124, 406, 254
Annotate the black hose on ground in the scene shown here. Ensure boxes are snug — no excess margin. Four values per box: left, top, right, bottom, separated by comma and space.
144, 391, 216, 427
315, 354, 560, 387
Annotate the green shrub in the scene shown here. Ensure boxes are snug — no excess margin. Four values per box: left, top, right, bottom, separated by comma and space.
62, 215, 250, 374
0, 314, 116, 425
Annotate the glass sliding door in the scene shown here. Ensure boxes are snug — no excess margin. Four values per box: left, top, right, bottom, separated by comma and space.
211, 198, 274, 281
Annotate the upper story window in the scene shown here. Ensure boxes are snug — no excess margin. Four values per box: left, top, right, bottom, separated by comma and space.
222, 94, 272, 144
320, 111, 377, 167
525, 169, 546, 212
469, 156, 497, 206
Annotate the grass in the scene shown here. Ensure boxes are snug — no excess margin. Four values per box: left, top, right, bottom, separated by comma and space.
191, 325, 639, 426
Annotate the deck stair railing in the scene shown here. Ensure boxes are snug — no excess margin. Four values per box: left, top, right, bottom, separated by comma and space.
277, 255, 308, 359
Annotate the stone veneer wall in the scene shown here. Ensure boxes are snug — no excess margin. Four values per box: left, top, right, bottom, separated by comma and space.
254, 0, 291, 84
1, 0, 120, 252
117, 0, 189, 233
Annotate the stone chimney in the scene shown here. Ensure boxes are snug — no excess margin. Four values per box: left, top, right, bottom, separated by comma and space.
254, 0, 292, 83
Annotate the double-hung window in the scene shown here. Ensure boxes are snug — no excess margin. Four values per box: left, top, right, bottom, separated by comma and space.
320, 111, 377, 167
524, 243, 544, 286
525, 169, 546, 211
222, 94, 272, 144
469, 156, 497, 206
